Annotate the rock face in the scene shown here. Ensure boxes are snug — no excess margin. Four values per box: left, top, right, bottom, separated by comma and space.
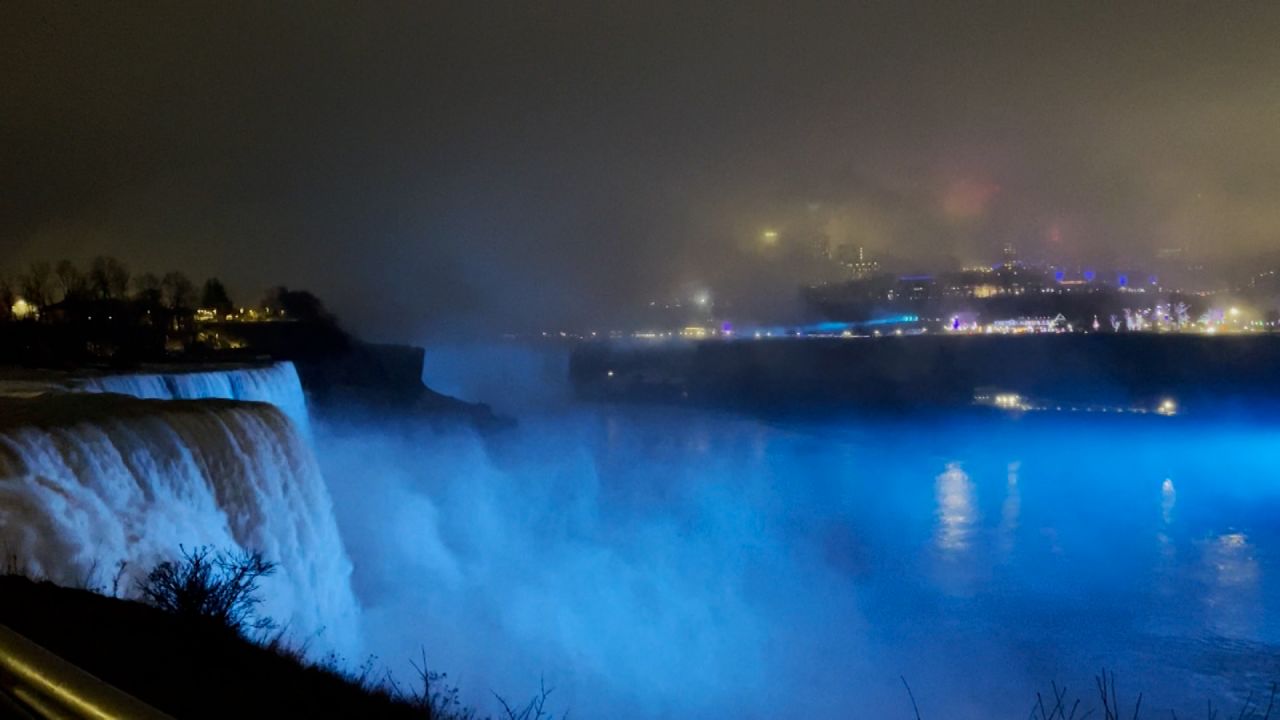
204, 321, 506, 428
294, 342, 507, 429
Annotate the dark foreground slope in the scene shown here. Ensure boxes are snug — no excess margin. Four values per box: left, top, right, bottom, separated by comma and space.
0, 576, 419, 719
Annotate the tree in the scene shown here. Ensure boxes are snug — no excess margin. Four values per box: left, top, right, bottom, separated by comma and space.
133, 272, 164, 305
0, 277, 14, 321
139, 545, 278, 636
161, 271, 196, 310
18, 261, 53, 308
201, 277, 234, 314
261, 286, 334, 324
89, 256, 131, 300
55, 259, 87, 302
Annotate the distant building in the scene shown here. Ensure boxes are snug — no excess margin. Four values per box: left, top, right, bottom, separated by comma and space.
837, 246, 880, 279
1001, 243, 1019, 268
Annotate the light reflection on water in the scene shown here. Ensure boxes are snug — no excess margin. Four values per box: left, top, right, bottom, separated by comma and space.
475, 407, 1280, 717
935, 462, 977, 553
422, 346, 1280, 716
1204, 532, 1261, 637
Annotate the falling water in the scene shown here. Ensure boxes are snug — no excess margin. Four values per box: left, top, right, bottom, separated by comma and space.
0, 363, 355, 654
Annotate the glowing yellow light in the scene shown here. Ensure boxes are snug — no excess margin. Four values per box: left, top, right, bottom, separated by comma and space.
1229, 307, 1240, 317
1156, 398, 1178, 416
762, 230, 779, 244
994, 393, 1022, 408
10, 298, 33, 319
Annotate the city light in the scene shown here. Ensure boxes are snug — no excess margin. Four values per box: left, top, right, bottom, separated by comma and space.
994, 393, 1024, 409
10, 298, 34, 320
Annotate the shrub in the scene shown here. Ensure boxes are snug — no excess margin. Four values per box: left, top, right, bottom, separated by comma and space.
138, 545, 277, 636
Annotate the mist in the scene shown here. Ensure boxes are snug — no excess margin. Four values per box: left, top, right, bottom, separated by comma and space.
308, 344, 1280, 718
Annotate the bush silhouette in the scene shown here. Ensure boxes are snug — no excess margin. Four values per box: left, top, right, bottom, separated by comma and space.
138, 545, 277, 636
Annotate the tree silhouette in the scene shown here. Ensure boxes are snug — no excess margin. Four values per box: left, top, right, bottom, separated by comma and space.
133, 272, 164, 305
161, 271, 196, 310
201, 277, 235, 314
55, 259, 87, 302
19, 261, 54, 308
0, 277, 14, 320
261, 286, 334, 324
89, 256, 131, 300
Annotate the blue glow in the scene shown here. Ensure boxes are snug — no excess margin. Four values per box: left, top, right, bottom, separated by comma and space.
864, 314, 918, 325
1084, 269, 1096, 282
1054, 270, 1065, 282
743, 315, 922, 337
1118, 274, 1128, 287
325, 354, 1280, 720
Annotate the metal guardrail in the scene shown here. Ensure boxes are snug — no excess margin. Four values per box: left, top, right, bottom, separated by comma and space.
0, 623, 172, 719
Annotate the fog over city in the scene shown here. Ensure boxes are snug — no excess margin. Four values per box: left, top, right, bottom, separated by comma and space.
6, 2, 1280, 337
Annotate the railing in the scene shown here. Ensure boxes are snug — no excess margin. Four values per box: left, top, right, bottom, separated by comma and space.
0, 623, 172, 719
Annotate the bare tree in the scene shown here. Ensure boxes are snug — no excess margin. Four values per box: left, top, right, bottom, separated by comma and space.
18, 261, 54, 308
0, 276, 14, 320
133, 272, 163, 305
89, 256, 131, 300
161, 271, 196, 310
139, 545, 278, 636
54, 259, 87, 301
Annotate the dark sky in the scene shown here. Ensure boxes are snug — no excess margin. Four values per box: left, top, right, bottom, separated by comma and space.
4, 2, 1280, 339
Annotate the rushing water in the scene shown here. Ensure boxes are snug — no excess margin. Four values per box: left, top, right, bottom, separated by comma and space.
318, 380, 1280, 719
0, 363, 357, 654
4, 351, 1276, 717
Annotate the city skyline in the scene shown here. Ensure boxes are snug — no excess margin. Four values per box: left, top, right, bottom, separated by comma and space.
5, 3, 1280, 340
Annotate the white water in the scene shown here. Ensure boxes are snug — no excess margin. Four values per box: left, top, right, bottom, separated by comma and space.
75, 362, 312, 435
0, 363, 356, 654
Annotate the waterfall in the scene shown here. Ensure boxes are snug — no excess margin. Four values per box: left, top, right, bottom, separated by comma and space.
0, 363, 357, 655
76, 362, 312, 435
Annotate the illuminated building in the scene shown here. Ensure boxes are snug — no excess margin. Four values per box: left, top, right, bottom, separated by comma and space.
1001, 243, 1020, 269
838, 246, 880, 279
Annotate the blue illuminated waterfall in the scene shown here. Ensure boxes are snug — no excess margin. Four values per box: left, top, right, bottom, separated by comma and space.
0, 363, 356, 654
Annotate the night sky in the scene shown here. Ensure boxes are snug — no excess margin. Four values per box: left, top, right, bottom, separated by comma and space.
4, 2, 1280, 338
